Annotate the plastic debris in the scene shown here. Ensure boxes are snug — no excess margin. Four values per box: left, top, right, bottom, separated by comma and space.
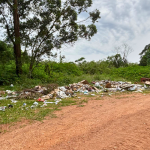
59, 86, 67, 92
1, 80, 148, 108
55, 99, 62, 105
11, 99, 18, 103
57, 91, 68, 99
31, 102, 39, 108
0, 97, 6, 100
33, 102, 38, 106
8, 104, 13, 108
44, 102, 55, 104
41, 103, 47, 107
37, 98, 45, 102
84, 90, 88, 95
10, 84, 14, 87
0, 106, 7, 111
23, 103, 27, 106
95, 82, 103, 89
6, 90, 13, 94
128, 85, 137, 91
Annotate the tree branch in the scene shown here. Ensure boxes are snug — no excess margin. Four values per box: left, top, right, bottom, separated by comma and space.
1, 11, 14, 44
6, 0, 13, 8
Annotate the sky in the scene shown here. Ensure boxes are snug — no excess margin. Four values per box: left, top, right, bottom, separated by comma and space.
61, 0, 150, 63
1, 0, 150, 63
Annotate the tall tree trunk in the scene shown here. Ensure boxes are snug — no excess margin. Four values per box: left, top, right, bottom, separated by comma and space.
13, 0, 22, 76
28, 56, 35, 78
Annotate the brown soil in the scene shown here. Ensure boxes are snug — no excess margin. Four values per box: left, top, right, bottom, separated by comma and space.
1, 93, 150, 150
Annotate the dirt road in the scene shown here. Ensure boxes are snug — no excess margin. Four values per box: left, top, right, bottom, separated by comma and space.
1, 93, 150, 150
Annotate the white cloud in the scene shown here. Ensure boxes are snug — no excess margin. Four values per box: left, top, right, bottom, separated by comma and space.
1, 0, 150, 64
62, 0, 150, 63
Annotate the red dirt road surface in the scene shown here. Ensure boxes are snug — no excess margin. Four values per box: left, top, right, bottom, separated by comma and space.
1, 93, 150, 150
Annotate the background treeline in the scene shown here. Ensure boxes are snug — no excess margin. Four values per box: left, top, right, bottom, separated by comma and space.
1, 41, 150, 89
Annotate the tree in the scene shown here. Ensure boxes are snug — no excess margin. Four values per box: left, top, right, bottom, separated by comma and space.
139, 43, 150, 56
0, 41, 14, 68
107, 54, 124, 68
75, 57, 86, 63
0, 0, 22, 75
0, 0, 100, 77
113, 43, 133, 65
139, 44, 150, 66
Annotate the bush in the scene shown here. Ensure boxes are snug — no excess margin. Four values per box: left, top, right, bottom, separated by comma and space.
111, 65, 150, 82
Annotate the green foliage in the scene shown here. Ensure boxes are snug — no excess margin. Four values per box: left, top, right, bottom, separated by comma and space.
0, 0, 101, 76
78, 60, 113, 74
0, 61, 17, 85
1, 40, 150, 87
0, 41, 14, 66
139, 48, 150, 66
111, 65, 150, 82
107, 54, 125, 68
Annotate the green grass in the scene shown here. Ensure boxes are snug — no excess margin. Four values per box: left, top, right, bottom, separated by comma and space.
0, 92, 100, 126
1, 69, 150, 130
0, 97, 77, 125
77, 105, 85, 107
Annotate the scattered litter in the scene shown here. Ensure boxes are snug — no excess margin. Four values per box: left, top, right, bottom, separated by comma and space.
6, 90, 15, 94
41, 103, 47, 107
33, 102, 38, 106
57, 91, 68, 99
0, 106, 7, 111
23, 103, 27, 106
144, 84, 148, 89
44, 102, 55, 104
128, 85, 137, 91
37, 98, 45, 102
11, 80, 148, 102
145, 81, 150, 85
11, 99, 18, 103
0, 97, 6, 100
59, 86, 66, 92
55, 99, 62, 105
10, 84, 14, 87
141, 77, 150, 82
44, 99, 62, 105
95, 82, 103, 89
1, 79, 149, 112
31, 102, 38, 108
84, 90, 89, 95
8, 104, 13, 108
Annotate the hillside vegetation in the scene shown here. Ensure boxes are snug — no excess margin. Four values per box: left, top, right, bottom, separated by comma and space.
0, 41, 150, 90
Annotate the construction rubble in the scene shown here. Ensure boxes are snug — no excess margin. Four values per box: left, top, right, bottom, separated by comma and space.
0, 79, 149, 110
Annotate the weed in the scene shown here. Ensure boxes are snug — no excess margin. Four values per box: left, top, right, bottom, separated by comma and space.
78, 99, 88, 104
95, 97, 103, 100
50, 114, 57, 118
77, 105, 85, 107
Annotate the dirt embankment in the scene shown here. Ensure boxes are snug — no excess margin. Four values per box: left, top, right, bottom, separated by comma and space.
1, 93, 150, 150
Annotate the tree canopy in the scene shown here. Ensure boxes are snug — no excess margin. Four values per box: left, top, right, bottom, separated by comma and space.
0, 0, 100, 76
139, 44, 150, 66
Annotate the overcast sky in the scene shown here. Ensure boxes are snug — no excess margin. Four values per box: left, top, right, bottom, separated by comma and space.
61, 0, 150, 63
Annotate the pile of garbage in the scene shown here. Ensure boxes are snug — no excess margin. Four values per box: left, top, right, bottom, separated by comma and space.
93, 80, 146, 92
0, 80, 149, 101
0, 79, 150, 111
